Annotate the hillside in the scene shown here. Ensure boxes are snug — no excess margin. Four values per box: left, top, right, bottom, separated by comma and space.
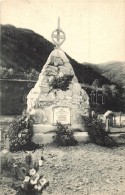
0, 24, 110, 85
0, 24, 124, 114
93, 62, 125, 87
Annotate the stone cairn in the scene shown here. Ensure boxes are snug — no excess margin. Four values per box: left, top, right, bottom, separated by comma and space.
26, 18, 90, 143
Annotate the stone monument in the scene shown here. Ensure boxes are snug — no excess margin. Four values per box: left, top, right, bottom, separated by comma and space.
27, 18, 90, 143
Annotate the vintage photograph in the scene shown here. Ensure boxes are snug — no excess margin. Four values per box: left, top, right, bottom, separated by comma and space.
0, 0, 125, 194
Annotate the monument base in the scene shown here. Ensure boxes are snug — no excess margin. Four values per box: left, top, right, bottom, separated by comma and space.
32, 124, 90, 144
33, 123, 86, 134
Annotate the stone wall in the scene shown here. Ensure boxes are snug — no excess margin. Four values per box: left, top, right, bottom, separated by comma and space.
27, 49, 90, 131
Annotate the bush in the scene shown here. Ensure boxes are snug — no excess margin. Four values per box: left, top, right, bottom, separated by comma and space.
8, 114, 34, 151
54, 123, 77, 146
83, 116, 118, 147
0, 149, 14, 172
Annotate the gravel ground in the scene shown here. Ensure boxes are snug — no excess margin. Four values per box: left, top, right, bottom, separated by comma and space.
0, 143, 125, 195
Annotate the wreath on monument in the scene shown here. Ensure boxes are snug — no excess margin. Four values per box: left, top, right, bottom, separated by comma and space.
50, 74, 74, 91
8, 114, 34, 151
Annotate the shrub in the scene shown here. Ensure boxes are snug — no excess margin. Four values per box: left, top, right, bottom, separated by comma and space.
0, 148, 14, 172
8, 114, 35, 151
54, 123, 77, 146
83, 116, 118, 147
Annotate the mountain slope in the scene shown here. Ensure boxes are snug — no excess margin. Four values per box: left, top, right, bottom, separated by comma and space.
0, 24, 54, 72
94, 62, 125, 87
0, 25, 125, 114
0, 24, 110, 85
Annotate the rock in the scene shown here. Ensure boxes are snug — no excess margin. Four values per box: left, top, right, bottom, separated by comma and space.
45, 66, 58, 76
105, 179, 110, 184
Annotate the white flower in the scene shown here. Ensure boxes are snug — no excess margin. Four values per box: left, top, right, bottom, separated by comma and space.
34, 185, 38, 190
39, 160, 43, 167
24, 176, 30, 183
39, 178, 47, 187
30, 179, 37, 185
29, 169, 36, 176
37, 185, 42, 191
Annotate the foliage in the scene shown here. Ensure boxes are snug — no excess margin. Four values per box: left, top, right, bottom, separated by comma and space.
54, 123, 77, 146
27, 68, 39, 80
109, 85, 119, 98
95, 61, 125, 87
0, 148, 14, 172
50, 74, 73, 91
102, 84, 112, 97
11, 151, 49, 195
0, 67, 14, 78
0, 148, 48, 195
92, 79, 100, 88
83, 116, 118, 147
8, 114, 34, 151
0, 80, 35, 115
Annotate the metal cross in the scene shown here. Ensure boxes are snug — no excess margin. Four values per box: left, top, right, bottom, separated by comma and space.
51, 17, 66, 48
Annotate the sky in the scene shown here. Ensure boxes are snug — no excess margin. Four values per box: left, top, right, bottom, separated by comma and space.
0, 0, 125, 64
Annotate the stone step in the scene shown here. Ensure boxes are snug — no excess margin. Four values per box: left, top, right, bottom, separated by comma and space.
110, 133, 125, 144
33, 124, 57, 134
109, 127, 125, 134
33, 124, 86, 134
32, 132, 90, 145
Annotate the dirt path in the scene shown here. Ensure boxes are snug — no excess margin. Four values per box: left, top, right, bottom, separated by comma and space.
40, 144, 125, 195
1, 144, 125, 195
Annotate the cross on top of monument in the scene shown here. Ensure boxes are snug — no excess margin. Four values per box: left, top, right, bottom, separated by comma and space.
51, 17, 66, 48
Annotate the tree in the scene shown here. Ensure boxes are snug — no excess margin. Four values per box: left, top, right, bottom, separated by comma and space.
92, 79, 100, 88
27, 68, 39, 80
102, 84, 111, 97
8, 68, 14, 77
0, 67, 7, 78
110, 85, 119, 98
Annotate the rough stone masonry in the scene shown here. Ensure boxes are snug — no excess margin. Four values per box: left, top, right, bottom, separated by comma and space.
27, 48, 89, 140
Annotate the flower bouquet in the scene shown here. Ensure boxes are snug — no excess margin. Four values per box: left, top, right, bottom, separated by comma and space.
12, 152, 49, 195
16, 168, 49, 195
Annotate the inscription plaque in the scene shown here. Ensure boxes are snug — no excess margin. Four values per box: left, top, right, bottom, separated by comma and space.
53, 107, 70, 125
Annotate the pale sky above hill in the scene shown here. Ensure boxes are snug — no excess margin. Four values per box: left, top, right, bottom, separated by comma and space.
0, 0, 125, 64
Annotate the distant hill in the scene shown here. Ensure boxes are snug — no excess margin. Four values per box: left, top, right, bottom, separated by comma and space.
92, 61, 125, 87
1, 24, 125, 115
0, 24, 110, 85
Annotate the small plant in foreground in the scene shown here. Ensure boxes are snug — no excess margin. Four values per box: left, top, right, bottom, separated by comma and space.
54, 122, 77, 146
83, 116, 118, 147
0, 148, 14, 173
11, 151, 49, 195
14, 167, 48, 195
